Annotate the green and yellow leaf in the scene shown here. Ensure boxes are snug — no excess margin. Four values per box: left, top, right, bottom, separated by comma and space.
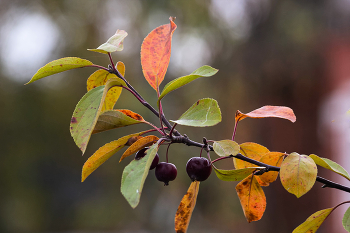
280, 152, 317, 198
310, 154, 350, 181
293, 208, 334, 233
26, 57, 93, 84
214, 167, 265, 182
213, 140, 240, 157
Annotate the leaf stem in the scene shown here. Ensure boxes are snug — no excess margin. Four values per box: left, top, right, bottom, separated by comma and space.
232, 120, 239, 141
108, 52, 115, 69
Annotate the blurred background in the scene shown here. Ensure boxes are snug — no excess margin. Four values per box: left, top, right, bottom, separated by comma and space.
1, 0, 350, 232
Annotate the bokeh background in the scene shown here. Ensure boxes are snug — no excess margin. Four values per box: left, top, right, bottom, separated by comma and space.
1, 0, 350, 232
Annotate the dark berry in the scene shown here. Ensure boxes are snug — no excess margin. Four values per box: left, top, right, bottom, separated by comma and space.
186, 157, 212, 182
135, 147, 159, 170
155, 162, 177, 186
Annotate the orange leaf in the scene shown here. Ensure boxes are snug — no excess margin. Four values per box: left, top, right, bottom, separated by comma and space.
119, 135, 159, 162
234, 142, 269, 169
117, 109, 145, 121
236, 174, 266, 223
258, 152, 285, 185
235, 106, 296, 123
175, 181, 200, 233
141, 16, 177, 92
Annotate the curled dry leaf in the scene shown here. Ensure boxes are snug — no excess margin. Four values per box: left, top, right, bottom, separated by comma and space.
235, 105, 296, 123
175, 181, 200, 233
119, 135, 159, 162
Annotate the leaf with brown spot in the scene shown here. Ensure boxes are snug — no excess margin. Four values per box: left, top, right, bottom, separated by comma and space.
258, 152, 285, 184
81, 131, 148, 182
235, 106, 296, 124
120, 135, 159, 162
234, 142, 269, 169
141, 16, 177, 92
93, 109, 146, 134
175, 181, 200, 233
292, 208, 334, 233
235, 174, 266, 223
280, 152, 317, 198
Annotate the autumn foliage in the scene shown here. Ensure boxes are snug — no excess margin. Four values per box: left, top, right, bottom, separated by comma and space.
28, 17, 350, 233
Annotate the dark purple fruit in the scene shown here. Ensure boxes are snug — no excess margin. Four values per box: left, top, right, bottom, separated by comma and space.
186, 157, 212, 182
135, 147, 159, 170
155, 162, 177, 186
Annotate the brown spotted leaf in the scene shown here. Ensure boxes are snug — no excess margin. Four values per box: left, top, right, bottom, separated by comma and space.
141, 16, 177, 92
293, 208, 334, 233
175, 181, 200, 233
81, 131, 148, 182
235, 106, 296, 123
280, 152, 317, 198
93, 109, 146, 134
236, 174, 266, 223
120, 135, 159, 162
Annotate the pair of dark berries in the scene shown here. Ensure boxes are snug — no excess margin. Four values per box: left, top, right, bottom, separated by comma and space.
135, 147, 212, 185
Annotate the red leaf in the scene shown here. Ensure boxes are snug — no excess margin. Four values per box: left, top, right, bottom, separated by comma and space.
141, 17, 177, 92
235, 106, 296, 123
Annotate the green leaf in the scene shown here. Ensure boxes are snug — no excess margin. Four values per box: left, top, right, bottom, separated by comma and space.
280, 152, 317, 198
293, 208, 333, 233
170, 98, 221, 127
121, 142, 159, 208
157, 65, 218, 106
214, 167, 265, 182
26, 57, 93, 84
343, 206, 350, 232
81, 131, 148, 182
310, 154, 350, 181
88, 29, 128, 54
70, 78, 127, 154
213, 140, 240, 157
93, 109, 145, 134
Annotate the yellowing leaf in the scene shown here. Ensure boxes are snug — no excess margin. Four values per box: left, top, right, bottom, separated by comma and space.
141, 16, 177, 92
310, 154, 350, 181
293, 208, 334, 233
120, 135, 159, 162
175, 181, 200, 233
214, 167, 265, 182
27, 57, 93, 84
235, 174, 266, 223
234, 142, 269, 169
343, 206, 350, 232
81, 131, 148, 182
88, 29, 128, 54
87, 68, 126, 112
258, 152, 285, 184
213, 140, 240, 157
280, 153, 317, 198
92, 109, 145, 134
235, 106, 296, 123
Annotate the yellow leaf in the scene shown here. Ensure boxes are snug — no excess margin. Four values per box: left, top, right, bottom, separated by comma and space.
175, 181, 200, 233
119, 135, 159, 162
81, 131, 147, 182
86, 62, 126, 112
236, 174, 266, 223
234, 142, 269, 169
258, 152, 285, 184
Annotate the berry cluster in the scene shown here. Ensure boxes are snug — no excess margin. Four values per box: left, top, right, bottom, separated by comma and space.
135, 148, 212, 185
